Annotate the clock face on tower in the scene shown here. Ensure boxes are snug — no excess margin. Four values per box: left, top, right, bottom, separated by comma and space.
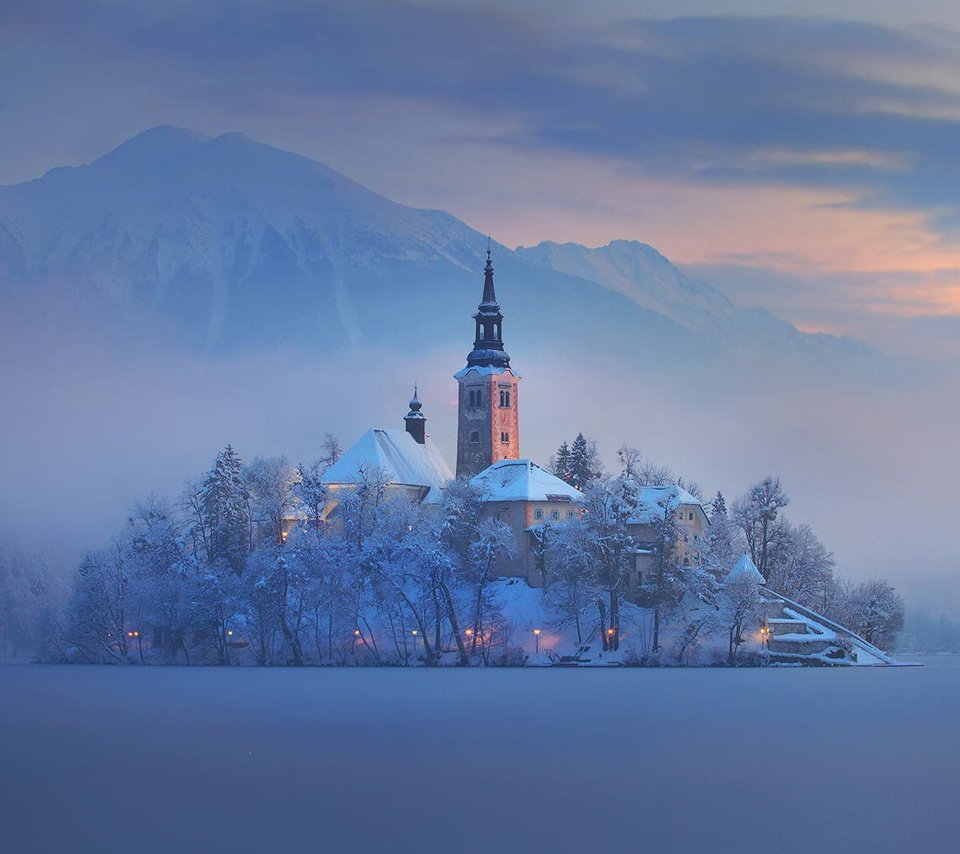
454, 249, 521, 479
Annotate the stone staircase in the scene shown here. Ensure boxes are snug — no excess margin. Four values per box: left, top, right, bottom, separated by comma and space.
761, 592, 897, 665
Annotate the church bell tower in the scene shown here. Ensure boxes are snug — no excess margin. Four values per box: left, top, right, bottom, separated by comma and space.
454, 246, 521, 479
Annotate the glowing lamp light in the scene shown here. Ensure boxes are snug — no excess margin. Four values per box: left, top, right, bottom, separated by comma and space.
227, 630, 234, 637
607, 628, 615, 636
354, 629, 361, 637
411, 629, 418, 636
533, 628, 541, 636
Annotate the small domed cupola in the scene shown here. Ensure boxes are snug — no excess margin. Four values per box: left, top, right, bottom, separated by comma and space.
404, 386, 426, 444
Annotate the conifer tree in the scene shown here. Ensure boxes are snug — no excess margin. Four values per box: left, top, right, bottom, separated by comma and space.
200, 445, 251, 574
551, 440, 573, 484
711, 491, 727, 518
567, 433, 603, 491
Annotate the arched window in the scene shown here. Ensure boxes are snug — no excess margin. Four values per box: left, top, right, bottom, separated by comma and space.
470, 431, 479, 443
499, 390, 511, 408
500, 431, 509, 444
534, 509, 544, 520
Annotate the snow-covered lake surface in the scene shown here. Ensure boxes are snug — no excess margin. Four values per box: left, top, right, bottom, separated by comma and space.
2, 663, 957, 853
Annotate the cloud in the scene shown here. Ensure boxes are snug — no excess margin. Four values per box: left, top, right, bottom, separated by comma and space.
7, 3, 960, 232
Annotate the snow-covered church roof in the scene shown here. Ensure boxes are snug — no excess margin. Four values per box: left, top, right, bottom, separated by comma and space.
725, 553, 765, 585
629, 484, 708, 525
470, 459, 584, 503
321, 428, 453, 503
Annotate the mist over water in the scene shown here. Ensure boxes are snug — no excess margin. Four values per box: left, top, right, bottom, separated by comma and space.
2, 300, 957, 615
2, 664, 957, 853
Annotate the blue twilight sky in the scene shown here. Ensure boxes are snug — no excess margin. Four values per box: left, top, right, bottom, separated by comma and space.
4, 0, 960, 356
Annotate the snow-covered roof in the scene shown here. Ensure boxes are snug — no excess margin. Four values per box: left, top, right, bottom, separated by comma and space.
321, 428, 453, 503
725, 553, 765, 585
453, 365, 521, 380
629, 484, 707, 525
471, 459, 583, 503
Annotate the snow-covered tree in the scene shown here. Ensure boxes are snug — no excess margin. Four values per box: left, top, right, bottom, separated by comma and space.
544, 520, 600, 646
245, 455, 300, 546
720, 570, 761, 665
198, 445, 252, 574
0, 549, 60, 660
581, 477, 640, 651
765, 521, 835, 607
841, 579, 905, 649
732, 476, 789, 580
65, 545, 128, 663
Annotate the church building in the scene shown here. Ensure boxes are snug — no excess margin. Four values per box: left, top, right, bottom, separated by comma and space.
308, 245, 707, 590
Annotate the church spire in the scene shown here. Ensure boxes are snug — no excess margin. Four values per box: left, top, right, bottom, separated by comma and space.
481, 239, 497, 306
465, 244, 510, 370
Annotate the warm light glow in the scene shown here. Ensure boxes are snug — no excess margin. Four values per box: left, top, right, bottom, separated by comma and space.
411, 629, 418, 636
354, 629, 361, 636
227, 630, 234, 637
607, 628, 615, 635
533, 628, 541, 636
465, 628, 473, 636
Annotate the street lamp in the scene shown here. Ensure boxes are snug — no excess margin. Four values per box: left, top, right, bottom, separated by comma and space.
533, 628, 541, 655
759, 622, 771, 651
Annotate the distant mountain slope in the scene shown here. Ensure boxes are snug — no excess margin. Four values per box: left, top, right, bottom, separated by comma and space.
0, 126, 886, 379
516, 239, 735, 330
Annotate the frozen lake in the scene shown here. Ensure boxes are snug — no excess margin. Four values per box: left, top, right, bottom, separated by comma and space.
1, 663, 958, 854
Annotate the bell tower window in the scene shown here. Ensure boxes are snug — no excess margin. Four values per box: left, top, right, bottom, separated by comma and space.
499, 389, 511, 408
470, 431, 479, 443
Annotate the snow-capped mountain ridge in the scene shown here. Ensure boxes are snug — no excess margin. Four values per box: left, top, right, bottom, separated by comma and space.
516, 239, 736, 331
0, 126, 881, 372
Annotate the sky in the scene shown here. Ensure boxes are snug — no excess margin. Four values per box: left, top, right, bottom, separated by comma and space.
1, 1, 959, 614
4, 0, 960, 358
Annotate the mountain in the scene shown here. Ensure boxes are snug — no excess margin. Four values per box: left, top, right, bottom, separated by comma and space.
516, 239, 735, 330
0, 125, 884, 379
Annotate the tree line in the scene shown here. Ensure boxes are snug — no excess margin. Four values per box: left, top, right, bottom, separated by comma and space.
2, 433, 906, 665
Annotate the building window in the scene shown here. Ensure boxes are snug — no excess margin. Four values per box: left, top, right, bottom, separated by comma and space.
567, 511, 576, 519
688, 511, 694, 520
499, 389, 511, 408
500, 431, 509, 443
468, 389, 483, 408
534, 509, 544, 520
470, 431, 479, 443
551, 510, 560, 520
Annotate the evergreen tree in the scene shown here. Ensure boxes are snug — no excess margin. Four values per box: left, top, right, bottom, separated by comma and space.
551, 441, 573, 485
200, 445, 251, 574
568, 433, 603, 491
711, 491, 727, 518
